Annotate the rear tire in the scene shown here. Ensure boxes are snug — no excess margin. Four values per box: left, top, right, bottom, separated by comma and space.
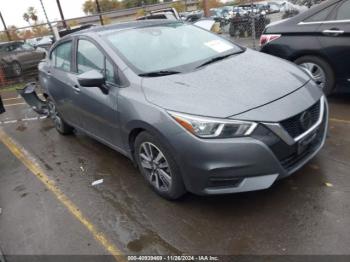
295, 56, 335, 95
11, 61, 22, 77
47, 98, 74, 135
134, 131, 186, 200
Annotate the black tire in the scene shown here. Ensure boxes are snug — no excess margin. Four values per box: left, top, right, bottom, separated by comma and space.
11, 61, 22, 77
134, 131, 186, 200
295, 55, 335, 95
47, 98, 74, 135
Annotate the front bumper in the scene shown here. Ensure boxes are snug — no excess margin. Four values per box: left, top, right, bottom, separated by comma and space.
169, 97, 328, 195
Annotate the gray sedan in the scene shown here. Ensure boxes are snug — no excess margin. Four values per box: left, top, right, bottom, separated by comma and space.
0, 41, 46, 77
25, 20, 327, 199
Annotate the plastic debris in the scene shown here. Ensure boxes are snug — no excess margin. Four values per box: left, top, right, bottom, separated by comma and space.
309, 164, 320, 170
324, 182, 333, 187
91, 179, 104, 186
80, 166, 85, 172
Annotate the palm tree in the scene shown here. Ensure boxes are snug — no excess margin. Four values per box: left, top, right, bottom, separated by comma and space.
23, 6, 38, 26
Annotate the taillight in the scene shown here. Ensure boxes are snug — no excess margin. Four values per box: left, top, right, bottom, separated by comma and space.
259, 34, 281, 46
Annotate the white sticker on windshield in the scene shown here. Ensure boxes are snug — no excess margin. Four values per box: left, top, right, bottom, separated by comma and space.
204, 40, 233, 53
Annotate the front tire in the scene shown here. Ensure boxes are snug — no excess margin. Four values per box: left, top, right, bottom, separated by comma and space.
295, 56, 335, 95
134, 131, 186, 200
47, 98, 74, 135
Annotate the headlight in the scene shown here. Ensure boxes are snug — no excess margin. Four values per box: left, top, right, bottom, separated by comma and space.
168, 111, 257, 138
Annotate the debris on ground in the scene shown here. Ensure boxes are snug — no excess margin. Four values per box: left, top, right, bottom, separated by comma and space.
91, 179, 104, 186
324, 182, 334, 187
80, 166, 85, 172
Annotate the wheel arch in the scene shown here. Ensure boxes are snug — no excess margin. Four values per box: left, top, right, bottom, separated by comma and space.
290, 51, 334, 70
126, 120, 179, 163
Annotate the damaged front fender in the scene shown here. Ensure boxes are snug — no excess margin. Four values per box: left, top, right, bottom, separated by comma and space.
17, 82, 49, 115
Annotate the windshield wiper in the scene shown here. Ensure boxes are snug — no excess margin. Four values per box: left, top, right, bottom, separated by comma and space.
196, 51, 242, 69
139, 70, 181, 77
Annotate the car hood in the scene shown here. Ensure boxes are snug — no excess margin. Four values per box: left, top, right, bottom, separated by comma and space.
141, 49, 310, 118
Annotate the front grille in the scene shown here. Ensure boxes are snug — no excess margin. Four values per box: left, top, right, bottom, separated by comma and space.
280, 117, 326, 171
280, 101, 320, 138
252, 111, 326, 173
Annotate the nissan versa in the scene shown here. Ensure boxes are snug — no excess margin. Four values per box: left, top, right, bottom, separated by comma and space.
21, 20, 328, 199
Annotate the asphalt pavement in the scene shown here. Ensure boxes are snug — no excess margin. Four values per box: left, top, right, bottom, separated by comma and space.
0, 90, 350, 259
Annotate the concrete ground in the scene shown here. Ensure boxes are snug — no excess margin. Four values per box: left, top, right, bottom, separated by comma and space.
0, 90, 350, 259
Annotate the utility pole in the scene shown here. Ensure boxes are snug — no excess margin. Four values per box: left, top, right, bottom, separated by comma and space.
95, 0, 104, 26
203, 0, 209, 17
56, 0, 67, 29
250, 0, 256, 50
39, 0, 56, 40
0, 11, 11, 41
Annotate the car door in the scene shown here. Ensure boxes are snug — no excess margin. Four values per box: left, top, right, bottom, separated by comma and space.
48, 40, 82, 128
71, 37, 121, 147
7, 43, 28, 69
317, 0, 350, 89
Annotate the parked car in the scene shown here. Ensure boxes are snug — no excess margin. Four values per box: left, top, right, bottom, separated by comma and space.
265, 2, 281, 13
260, 0, 350, 94
137, 8, 180, 21
183, 11, 204, 23
0, 41, 46, 77
26, 35, 54, 49
20, 20, 328, 199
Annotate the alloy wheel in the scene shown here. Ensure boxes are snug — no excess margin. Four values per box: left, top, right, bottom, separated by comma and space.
12, 62, 22, 76
139, 142, 172, 192
48, 100, 62, 131
299, 62, 326, 90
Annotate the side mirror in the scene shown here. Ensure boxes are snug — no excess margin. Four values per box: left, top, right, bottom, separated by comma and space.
78, 70, 105, 88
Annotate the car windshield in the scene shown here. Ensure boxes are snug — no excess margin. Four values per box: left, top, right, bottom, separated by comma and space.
103, 23, 243, 75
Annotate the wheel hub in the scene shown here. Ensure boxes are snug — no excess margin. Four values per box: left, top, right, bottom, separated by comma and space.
139, 142, 172, 192
299, 62, 326, 90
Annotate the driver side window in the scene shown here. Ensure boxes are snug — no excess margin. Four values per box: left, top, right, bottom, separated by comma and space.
77, 39, 116, 84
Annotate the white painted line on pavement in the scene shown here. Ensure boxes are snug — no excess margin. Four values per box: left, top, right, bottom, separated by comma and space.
0, 116, 48, 125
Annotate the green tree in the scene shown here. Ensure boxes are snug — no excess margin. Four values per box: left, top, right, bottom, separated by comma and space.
8, 26, 21, 40
171, 1, 186, 12
198, 0, 222, 9
83, 0, 123, 14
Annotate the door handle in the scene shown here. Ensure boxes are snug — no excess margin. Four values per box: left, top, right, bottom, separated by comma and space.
322, 29, 344, 36
72, 84, 80, 93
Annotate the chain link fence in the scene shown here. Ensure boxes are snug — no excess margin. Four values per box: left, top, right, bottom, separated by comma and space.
216, 2, 310, 50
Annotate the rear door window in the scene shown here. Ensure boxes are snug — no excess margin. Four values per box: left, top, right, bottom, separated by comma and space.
52, 41, 72, 72
304, 5, 335, 22
334, 0, 350, 20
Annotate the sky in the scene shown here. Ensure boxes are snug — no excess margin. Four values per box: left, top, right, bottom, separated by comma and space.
0, 0, 87, 29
